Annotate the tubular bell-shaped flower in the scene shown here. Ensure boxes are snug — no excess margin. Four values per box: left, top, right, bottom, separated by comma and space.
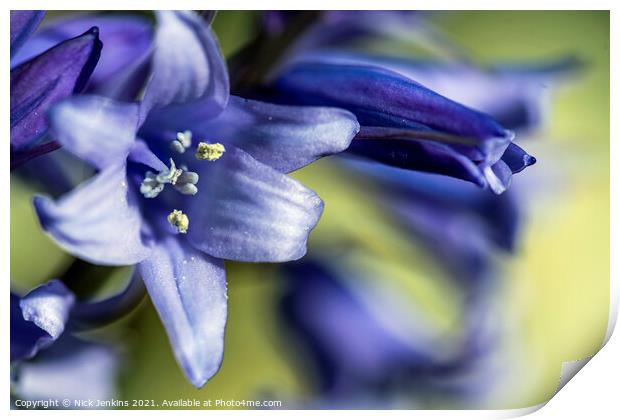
10, 11, 102, 169
283, 51, 579, 132
273, 61, 530, 194
261, 11, 551, 194
34, 11, 359, 388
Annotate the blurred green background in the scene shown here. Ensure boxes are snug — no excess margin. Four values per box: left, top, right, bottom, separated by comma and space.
10, 11, 609, 409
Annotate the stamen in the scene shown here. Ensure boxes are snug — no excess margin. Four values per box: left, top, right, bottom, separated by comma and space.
176, 171, 199, 185
167, 209, 189, 234
196, 142, 225, 161
140, 159, 199, 198
170, 130, 193, 153
174, 183, 198, 196
156, 159, 183, 185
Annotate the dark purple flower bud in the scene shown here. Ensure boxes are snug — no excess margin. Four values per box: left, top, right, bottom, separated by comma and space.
10, 27, 102, 157
273, 62, 535, 193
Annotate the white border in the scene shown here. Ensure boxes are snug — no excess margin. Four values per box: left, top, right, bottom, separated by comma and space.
3, 2, 617, 419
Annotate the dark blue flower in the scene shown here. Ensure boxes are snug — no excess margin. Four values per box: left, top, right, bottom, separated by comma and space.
284, 51, 579, 132
10, 11, 102, 169
34, 11, 359, 388
12, 13, 153, 99
277, 151, 523, 408
273, 60, 533, 194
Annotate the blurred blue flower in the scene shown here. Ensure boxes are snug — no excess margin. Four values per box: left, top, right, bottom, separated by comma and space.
280, 258, 498, 408
276, 164, 517, 408
13, 337, 119, 405
10, 10, 45, 58
368, 158, 522, 285
10, 279, 129, 405
33, 10, 359, 388
10, 11, 102, 169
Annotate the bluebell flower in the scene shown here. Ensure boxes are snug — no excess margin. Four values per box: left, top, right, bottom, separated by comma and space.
272, 60, 534, 194
257, 10, 548, 194
10, 11, 102, 169
34, 11, 359, 388
10, 277, 138, 405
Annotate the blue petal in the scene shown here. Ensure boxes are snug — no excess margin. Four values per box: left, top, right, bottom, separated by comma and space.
19, 281, 75, 341
290, 52, 575, 130
349, 127, 487, 188
188, 146, 324, 262
34, 164, 151, 266
140, 10, 229, 120
142, 95, 359, 173
10, 28, 102, 150
48, 95, 139, 170
10, 10, 45, 58
273, 62, 513, 162
138, 237, 226, 388
10, 281, 75, 362
11, 14, 152, 94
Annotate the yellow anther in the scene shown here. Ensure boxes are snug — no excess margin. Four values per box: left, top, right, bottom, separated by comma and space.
196, 142, 226, 161
167, 209, 189, 234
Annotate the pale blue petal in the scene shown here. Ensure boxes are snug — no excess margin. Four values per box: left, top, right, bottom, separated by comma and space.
188, 146, 324, 262
142, 95, 359, 173
140, 10, 229, 120
48, 95, 139, 170
34, 164, 151, 266
10, 281, 75, 362
138, 237, 227, 388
